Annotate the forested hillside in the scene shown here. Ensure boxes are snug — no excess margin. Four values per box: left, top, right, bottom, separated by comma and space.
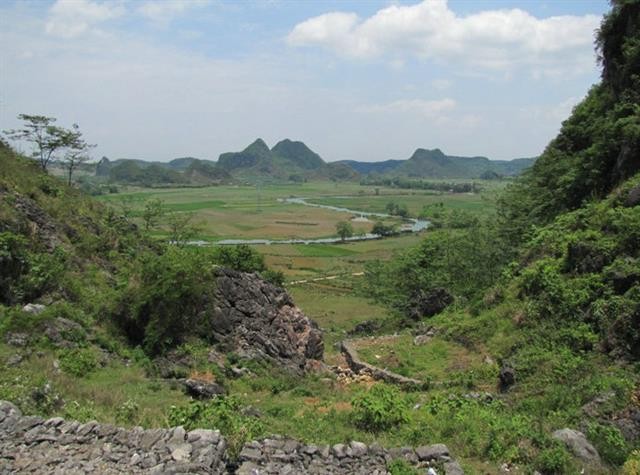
364, 2, 640, 472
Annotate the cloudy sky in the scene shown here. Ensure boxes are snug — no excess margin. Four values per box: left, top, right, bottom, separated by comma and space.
0, 0, 608, 162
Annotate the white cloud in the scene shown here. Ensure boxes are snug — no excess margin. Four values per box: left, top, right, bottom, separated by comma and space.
45, 0, 125, 39
287, 0, 600, 76
363, 98, 456, 117
138, 0, 210, 26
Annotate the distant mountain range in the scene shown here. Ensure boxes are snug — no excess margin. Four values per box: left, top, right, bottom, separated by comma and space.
337, 148, 535, 179
92, 139, 536, 186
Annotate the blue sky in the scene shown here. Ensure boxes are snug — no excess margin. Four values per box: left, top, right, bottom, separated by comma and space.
0, 0, 610, 162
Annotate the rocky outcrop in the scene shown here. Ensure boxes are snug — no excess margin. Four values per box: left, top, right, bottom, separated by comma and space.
340, 340, 426, 390
209, 269, 323, 374
0, 400, 465, 474
12, 194, 61, 251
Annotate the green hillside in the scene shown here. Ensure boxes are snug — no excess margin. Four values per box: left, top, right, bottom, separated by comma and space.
216, 137, 356, 181
364, 2, 640, 472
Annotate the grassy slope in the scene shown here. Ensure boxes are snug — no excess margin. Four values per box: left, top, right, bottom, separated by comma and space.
9, 143, 630, 473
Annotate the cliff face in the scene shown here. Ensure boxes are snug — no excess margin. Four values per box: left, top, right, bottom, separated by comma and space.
209, 269, 324, 374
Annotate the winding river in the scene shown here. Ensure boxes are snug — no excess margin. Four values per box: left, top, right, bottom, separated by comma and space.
193, 196, 430, 246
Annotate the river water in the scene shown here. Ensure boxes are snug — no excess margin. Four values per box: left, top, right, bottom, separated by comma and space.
191, 196, 430, 246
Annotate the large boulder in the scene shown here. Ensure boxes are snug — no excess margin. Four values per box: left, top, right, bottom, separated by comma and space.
183, 379, 225, 399
552, 428, 601, 465
208, 269, 324, 374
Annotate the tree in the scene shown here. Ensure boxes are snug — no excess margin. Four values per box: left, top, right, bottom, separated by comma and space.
62, 124, 95, 186
4, 114, 70, 171
167, 212, 201, 247
372, 221, 397, 237
142, 199, 166, 232
336, 221, 354, 241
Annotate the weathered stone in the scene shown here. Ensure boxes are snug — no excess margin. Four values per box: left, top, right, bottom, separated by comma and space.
187, 428, 220, 445
43, 318, 86, 348
170, 442, 192, 461
209, 269, 324, 374
7, 354, 23, 366
5, 332, 28, 347
444, 460, 465, 474
348, 441, 368, 457
413, 334, 432, 346
624, 184, 640, 207
552, 428, 601, 464
499, 365, 516, 391
23, 303, 46, 314
183, 378, 226, 399
416, 444, 450, 461
239, 446, 263, 462
237, 461, 260, 475
332, 443, 347, 458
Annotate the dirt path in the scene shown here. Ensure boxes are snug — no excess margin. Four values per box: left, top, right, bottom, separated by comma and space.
288, 271, 364, 285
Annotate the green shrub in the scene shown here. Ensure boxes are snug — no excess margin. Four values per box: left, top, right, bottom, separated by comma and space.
167, 397, 264, 459
351, 384, 409, 431
0, 232, 66, 305
534, 444, 574, 474
387, 458, 420, 475
64, 400, 98, 422
587, 422, 629, 466
116, 399, 139, 424
113, 247, 218, 356
212, 245, 266, 273
58, 348, 98, 377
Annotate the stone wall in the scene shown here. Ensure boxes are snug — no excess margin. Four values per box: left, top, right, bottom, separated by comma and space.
0, 401, 464, 474
236, 437, 464, 475
340, 340, 427, 390
0, 401, 226, 474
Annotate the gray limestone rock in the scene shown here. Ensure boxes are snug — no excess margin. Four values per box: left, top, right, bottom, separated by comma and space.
552, 428, 601, 465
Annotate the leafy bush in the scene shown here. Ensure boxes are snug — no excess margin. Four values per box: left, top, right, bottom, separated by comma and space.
534, 444, 574, 474
58, 348, 98, 377
64, 400, 98, 422
212, 244, 266, 273
0, 232, 66, 304
351, 384, 409, 431
167, 397, 264, 458
116, 399, 139, 424
212, 244, 284, 285
587, 422, 629, 466
387, 459, 420, 475
113, 247, 218, 356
